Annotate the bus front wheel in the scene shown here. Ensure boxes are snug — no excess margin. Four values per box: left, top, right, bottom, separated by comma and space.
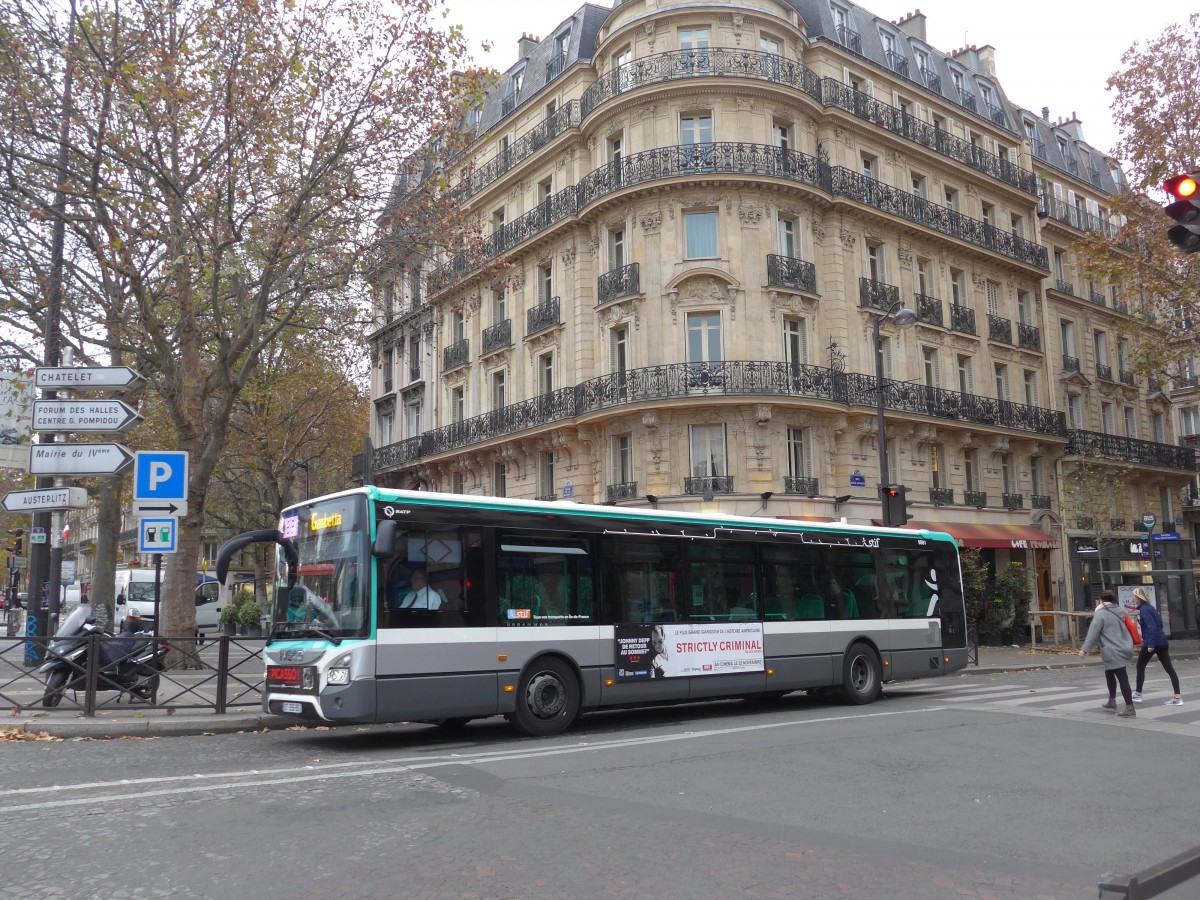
510, 657, 580, 737
841, 643, 882, 705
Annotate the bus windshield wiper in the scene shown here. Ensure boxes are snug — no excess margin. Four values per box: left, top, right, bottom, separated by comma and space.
310, 627, 342, 646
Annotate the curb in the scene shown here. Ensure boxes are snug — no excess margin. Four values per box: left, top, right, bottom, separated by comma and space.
8, 712, 286, 740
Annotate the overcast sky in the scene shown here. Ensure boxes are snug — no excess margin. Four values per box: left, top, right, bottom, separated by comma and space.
443, 0, 1187, 160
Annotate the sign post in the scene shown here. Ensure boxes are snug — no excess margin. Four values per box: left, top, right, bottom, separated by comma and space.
134, 452, 188, 636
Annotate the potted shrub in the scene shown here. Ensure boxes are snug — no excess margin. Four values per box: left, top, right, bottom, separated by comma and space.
219, 601, 240, 637
239, 599, 265, 638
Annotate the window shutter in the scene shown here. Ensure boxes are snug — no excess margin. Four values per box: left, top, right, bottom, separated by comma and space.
931, 351, 941, 387
881, 336, 893, 380
802, 429, 814, 478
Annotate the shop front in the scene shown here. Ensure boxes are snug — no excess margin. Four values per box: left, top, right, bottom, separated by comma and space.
1068, 533, 1196, 636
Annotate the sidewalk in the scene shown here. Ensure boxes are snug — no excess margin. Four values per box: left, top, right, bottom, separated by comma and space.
5, 644, 1198, 741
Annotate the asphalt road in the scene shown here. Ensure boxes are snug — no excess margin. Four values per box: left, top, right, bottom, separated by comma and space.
3, 661, 1199, 899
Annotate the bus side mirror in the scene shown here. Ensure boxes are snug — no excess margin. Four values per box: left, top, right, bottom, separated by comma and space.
373, 520, 397, 558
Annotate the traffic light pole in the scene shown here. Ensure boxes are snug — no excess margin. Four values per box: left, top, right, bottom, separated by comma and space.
874, 312, 891, 524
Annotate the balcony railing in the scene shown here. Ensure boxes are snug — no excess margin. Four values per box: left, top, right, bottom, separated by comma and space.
860, 277, 899, 312
1066, 429, 1197, 471
1097, 363, 1113, 381
986, 104, 1008, 128
501, 95, 516, 117
987, 313, 1012, 344
1054, 279, 1075, 296
1031, 139, 1047, 161
1031, 494, 1052, 509
950, 303, 976, 335
442, 338, 469, 371
964, 490, 987, 507
1002, 492, 1024, 511
916, 294, 943, 326
1088, 288, 1107, 307
546, 53, 569, 81
597, 263, 640, 304
919, 68, 941, 94
684, 475, 734, 496
536, 493, 558, 502
1076, 516, 1095, 531
1110, 517, 1127, 531
1120, 369, 1135, 387
1017, 323, 1041, 352
371, 360, 1071, 472
526, 297, 560, 336
1039, 195, 1119, 238
1062, 356, 1080, 373
481, 319, 511, 356
835, 25, 862, 54
606, 481, 638, 503
767, 255, 817, 293
930, 488, 954, 506
958, 93, 977, 114
430, 143, 1048, 293
784, 476, 820, 495
884, 50, 908, 77
457, 101, 582, 201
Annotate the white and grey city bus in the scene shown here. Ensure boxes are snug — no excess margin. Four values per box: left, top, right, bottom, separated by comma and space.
218, 486, 968, 736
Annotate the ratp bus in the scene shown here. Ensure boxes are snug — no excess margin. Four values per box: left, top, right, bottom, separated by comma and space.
218, 486, 967, 736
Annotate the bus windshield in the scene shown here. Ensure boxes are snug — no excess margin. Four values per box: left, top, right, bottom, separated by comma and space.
271, 495, 370, 641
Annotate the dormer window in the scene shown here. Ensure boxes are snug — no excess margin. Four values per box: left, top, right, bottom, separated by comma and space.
548, 30, 571, 80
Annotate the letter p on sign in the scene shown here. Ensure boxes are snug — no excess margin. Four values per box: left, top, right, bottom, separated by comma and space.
134, 451, 189, 502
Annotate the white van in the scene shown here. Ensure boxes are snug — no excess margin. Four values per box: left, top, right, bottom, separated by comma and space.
114, 568, 228, 636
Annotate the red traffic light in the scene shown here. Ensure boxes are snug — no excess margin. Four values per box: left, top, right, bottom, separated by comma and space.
1165, 173, 1199, 199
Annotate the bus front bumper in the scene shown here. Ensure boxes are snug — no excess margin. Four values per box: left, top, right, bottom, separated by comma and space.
265, 678, 376, 724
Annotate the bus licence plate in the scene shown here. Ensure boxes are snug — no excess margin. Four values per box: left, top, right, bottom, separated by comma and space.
281, 701, 303, 714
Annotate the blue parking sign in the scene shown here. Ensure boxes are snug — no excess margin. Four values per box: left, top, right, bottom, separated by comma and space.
135, 451, 189, 501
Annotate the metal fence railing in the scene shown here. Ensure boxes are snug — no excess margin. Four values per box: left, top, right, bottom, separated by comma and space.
0, 634, 265, 716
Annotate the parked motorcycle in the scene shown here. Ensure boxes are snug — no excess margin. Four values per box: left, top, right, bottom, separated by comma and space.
40, 605, 168, 708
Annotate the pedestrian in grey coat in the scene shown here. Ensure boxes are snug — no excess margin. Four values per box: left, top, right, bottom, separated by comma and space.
1078, 590, 1136, 717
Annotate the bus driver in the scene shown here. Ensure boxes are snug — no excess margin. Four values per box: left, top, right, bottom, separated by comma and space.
399, 566, 447, 610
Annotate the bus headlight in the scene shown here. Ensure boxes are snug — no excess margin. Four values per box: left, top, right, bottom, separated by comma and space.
327, 667, 350, 685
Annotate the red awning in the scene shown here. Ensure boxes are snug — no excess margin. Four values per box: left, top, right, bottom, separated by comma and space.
904, 521, 1058, 550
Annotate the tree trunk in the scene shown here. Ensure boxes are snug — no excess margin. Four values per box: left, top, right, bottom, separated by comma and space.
90, 473, 124, 630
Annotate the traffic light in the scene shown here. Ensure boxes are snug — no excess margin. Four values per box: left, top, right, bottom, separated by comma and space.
6, 529, 23, 554
1164, 172, 1200, 253
881, 484, 912, 527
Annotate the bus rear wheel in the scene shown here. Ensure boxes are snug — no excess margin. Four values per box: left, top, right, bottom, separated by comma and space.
841, 643, 882, 705
510, 657, 580, 737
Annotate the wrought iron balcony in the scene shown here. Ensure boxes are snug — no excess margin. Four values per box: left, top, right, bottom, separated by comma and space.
1031, 494, 1052, 509
1096, 363, 1113, 381
1120, 369, 1135, 387
819, 80, 1036, 193
598, 263, 640, 304
986, 104, 1008, 127
920, 68, 941, 94
930, 488, 954, 506
1032, 139, 1047, 161
1066, 429, 1197, 471
1089, 289, 1107, 307
987, 314, 1012, 344
859, 277, 899, 312
536, 493, 558, 502
481, 319, 511, 356
372, 360, 1070, 473
1062, 356, 1080, 373
1110, 517, 1127, 531
430, 143, 1049, 293
606, 481, 638, 503
458, 101, 581, 201
964, 490, 987, 507
836, 25, 862, 54
784, 476, 820, 495
442, 338, 469, 372
684, 475, 734, 496
1002, 492, 1024, 511
1017, 323, 1041, 352
767, 255, 817, 293
1038, 195, 1118, 237
915, 294, 942, 326
1054, 280, 1075, 296
501, 95, 516, 117
884, 50, 908, 77
527, 297, 560, 336
546, 53, 569, 81
950, 303, 976, 335
959, 93, 977, 114
1076, 516, 1095, 530
580, 49, 822, 118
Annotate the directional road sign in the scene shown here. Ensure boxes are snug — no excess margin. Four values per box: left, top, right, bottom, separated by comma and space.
134, 451, 188, 509
28, 442, 134, 476
132, 499, 189, 518
35, 366, 144, 392
1, 486, 88, 513
138, 518, 178, 554
32, 399, 142, 433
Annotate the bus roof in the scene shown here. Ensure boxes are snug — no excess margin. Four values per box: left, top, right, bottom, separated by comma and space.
289, 486, 958, 547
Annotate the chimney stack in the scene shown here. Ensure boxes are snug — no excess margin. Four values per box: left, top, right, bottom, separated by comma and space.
1041, 106, 1050, 122
896, 9, 926, 42
518, 32, 540, 59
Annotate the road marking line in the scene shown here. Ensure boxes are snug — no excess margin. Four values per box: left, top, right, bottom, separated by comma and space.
0, 706, 948, 811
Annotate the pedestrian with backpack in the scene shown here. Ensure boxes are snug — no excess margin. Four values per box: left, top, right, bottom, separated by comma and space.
1078, 590, 1137, 718
1131, 587, 1182, 706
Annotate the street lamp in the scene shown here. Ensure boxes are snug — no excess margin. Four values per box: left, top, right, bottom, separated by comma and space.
293, 461, 311, 500
874, 300, 917, 520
